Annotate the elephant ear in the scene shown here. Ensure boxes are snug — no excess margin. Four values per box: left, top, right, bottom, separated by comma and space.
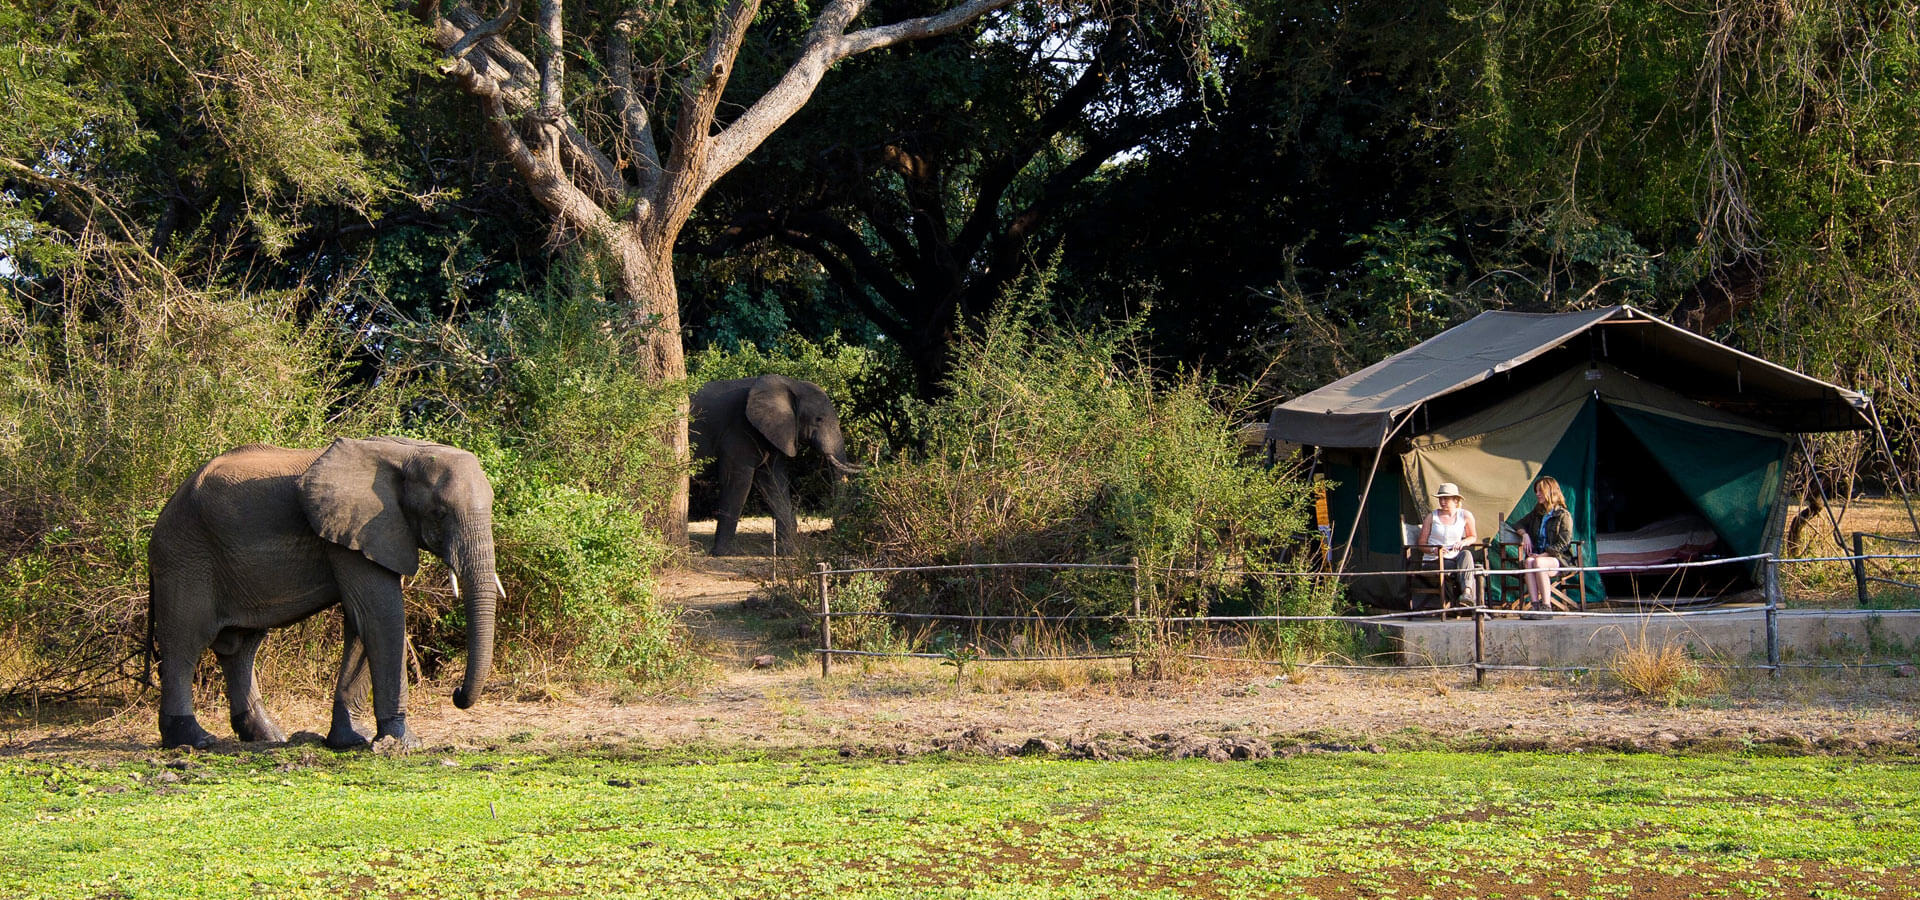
297, 437, 421, 576
746, 375, 800, 457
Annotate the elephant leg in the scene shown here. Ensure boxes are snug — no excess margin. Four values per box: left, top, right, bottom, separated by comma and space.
151, 578, 217, 750
214, 628, 287, 743
156, 649, 215, 750
711, 464, 756, 556
755, 462, 797, 555
336, 561, 418, 750
325, 612, 373, 749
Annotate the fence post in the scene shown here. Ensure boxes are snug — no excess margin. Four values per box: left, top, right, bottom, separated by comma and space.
1129, 557, 1142, 677
1764, 556, 1781, 677
817, 562, 832, 678
1853, 532, 1869, 607
1473, 603, 1486, 686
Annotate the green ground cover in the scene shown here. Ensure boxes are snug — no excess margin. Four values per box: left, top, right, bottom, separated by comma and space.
2, 749, 1916, 899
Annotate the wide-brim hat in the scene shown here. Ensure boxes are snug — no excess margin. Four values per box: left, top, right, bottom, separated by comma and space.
1435, 482, 1462, 499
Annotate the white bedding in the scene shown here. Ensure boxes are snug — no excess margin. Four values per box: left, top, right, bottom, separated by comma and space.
1595, 515, 1720, 569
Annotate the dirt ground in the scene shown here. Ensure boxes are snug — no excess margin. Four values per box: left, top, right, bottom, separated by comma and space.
6, 517, 1920, 761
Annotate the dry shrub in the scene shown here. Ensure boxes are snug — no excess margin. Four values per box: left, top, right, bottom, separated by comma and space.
0, 283, 365, 704
1610, 629, 1720, 702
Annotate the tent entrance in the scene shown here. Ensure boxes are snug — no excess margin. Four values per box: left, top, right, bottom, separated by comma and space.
1591, 403, 1756, 602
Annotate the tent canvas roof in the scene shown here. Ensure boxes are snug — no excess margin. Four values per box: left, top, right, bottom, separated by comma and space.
1268, 305, 1871, 448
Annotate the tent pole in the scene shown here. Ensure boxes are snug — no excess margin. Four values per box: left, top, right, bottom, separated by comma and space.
1866, 399, 1920, 535
1797, 435, 1850, 555
1334, 409, 1417, 575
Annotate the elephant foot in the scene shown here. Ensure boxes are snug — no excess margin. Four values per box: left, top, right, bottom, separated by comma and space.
710, 542, 740, 556
159, 714, 216, 750
231, 711, 288, 744
327, 697, 371, 749
372, 715, 421, 753
324, 726, 371, 750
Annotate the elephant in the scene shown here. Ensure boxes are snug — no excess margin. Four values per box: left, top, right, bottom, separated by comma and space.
147, 436, 501, 751
691, 375, 860, 556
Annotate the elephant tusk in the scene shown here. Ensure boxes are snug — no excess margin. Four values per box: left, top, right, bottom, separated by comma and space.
448, 571, 461, 600
828, 456, 865, 474
493, 574, 507, 601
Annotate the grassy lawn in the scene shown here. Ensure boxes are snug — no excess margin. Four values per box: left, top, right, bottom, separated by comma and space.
3, 748, 1917, 899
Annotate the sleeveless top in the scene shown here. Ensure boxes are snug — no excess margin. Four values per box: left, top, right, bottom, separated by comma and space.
1423, 509, 1469, 561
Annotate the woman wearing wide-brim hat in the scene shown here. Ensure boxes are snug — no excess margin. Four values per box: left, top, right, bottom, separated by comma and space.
1414, 482, 1478, 607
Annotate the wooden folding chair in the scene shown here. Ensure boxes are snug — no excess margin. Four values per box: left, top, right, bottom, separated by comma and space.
1545, 541, 1586, 610
1488, 540, 1583, 611
1404, 542, 1483, 615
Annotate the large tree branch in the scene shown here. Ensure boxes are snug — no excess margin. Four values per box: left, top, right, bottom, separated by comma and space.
854, 156, 930, 267
657, 0, 760, 228
696, 0, 1018, 205
773, 212, 916, 339
446, 0, 521, 60
783, 209, 916, 310
608, 14, 663, 192
694, 206, 915, 337
881, 145, 951, 266
425, 4, 627, 207
838, 0, 1021, 57
535, 0, 564, 115
473, 89, 617, 241
953, 24, 1130, 257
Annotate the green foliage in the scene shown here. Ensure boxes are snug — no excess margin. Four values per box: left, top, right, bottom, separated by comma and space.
479, 445, 685, 682
1443, 0, 1920, 463
383, 253, 693, 682
4, 751, 1919, 897
934, 633, 983, 681
824, 573, 906, 655
116, 0, 431, 253
0, 0, 430, 269
832, 273, 1335, 639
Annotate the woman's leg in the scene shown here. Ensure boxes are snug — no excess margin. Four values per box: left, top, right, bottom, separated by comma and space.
1454, 552, 1477, 605
1524, 555, 1560, 606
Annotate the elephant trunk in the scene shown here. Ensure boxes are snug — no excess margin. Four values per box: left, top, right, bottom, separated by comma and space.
818, 425, 863, 478
448, 522, 500, 710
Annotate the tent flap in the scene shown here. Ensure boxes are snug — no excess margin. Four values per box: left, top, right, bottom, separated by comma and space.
1611, 407, 1788, 559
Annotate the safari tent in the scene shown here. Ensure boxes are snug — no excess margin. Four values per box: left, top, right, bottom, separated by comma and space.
1266, 305, 1875, 606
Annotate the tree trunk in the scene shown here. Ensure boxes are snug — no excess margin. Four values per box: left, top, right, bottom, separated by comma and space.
613, 229, 692, 549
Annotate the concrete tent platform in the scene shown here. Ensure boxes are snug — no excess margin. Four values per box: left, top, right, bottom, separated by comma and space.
1365, 607, 1920, 668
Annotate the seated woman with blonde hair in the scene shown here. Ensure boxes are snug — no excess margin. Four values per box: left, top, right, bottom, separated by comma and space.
1515, 475, 1575, 611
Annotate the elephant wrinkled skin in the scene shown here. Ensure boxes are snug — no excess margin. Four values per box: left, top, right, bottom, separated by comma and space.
691, 375, 859, 556
148, 437, 502, 751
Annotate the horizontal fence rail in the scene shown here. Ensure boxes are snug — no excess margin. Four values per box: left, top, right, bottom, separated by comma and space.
807, 549, 1920, 681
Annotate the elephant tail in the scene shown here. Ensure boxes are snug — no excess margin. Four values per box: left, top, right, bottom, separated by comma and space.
140, 572, 157, 691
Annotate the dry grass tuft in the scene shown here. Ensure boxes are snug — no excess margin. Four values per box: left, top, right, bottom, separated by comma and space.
1609, 628, 1720, 702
